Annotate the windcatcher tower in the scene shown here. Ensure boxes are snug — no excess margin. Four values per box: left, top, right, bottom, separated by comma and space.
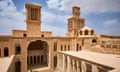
25, 3, 41, 37
67, 6, 85, 37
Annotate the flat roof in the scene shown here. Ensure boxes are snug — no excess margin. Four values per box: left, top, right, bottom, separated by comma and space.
60, 51, 120, 72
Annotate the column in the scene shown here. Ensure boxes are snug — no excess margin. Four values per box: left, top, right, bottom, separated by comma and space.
77, 60, 80, 72
72, 60, 76, 72
92, 64, 98, 72
81, 61, 86, 72
63, 54, 65, 72
67, 56, 71, 72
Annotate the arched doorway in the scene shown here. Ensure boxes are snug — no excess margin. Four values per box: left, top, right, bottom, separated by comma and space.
54, 56, 57, 69
27, 40, 49, 70
4, 47, 9, 57
15, 61, 21, 72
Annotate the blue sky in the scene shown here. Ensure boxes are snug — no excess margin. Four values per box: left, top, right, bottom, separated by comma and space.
0, 0, 120, 36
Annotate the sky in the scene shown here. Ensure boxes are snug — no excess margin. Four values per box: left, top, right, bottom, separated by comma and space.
0, 0, 120, 36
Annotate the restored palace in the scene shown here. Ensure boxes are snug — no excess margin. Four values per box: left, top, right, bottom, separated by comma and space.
0, 3, 120, 72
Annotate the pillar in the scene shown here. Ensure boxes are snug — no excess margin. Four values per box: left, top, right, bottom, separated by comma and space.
92, 64, 98, 72
72, 59, 76, 72
67, 56, 71, 72
77, 60, 80, 72
81, 61, 86, 72
63, 54, 65, 72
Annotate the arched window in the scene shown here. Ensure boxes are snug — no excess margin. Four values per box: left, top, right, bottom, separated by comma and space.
64, 45, 66, 51
15, 45, 21, 54
80, 31, 82, 35
76, 43, 79, 51
85, 30, 88, 35
91, 30, 94, 35
68, 45, 70, 51
54, 42, 57, 51
4, 47, 9, 57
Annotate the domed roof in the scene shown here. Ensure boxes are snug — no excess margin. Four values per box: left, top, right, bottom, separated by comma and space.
81, 26, 93, 31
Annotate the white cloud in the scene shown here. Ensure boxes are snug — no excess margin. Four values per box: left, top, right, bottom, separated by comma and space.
41, 10, 68, 36
47, 0, 61, 9
0, 0, 25, 35
0, 0, 68, 36
104, 19, 118, 26
41, 24, 67, 36
47, 0, 120, 14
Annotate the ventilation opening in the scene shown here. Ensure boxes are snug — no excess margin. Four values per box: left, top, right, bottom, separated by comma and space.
41, 34, 44, 37
23, 33, 27, 37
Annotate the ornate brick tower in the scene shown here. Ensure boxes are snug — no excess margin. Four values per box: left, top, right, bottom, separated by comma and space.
67, 6, 85, 37
25, 3, 41, 37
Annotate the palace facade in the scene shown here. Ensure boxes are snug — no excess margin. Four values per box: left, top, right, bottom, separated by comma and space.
0, 3, 120, 72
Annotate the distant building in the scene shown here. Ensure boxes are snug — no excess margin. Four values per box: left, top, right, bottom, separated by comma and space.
0, 3, 120, 72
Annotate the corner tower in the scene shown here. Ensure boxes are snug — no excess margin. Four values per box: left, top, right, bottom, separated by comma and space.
25, 3, 41, 37
67, 6, 85, 37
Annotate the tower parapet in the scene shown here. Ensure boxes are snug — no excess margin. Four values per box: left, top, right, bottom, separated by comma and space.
72, 6, 80, 18
25, 3, 41, 37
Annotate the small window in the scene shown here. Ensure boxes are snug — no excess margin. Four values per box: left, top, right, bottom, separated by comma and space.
15, 46, 21, 54
92, 39, 97, 43
41, 34, 44, 37
4, 47, 9, 57
23, 33, 27, 37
